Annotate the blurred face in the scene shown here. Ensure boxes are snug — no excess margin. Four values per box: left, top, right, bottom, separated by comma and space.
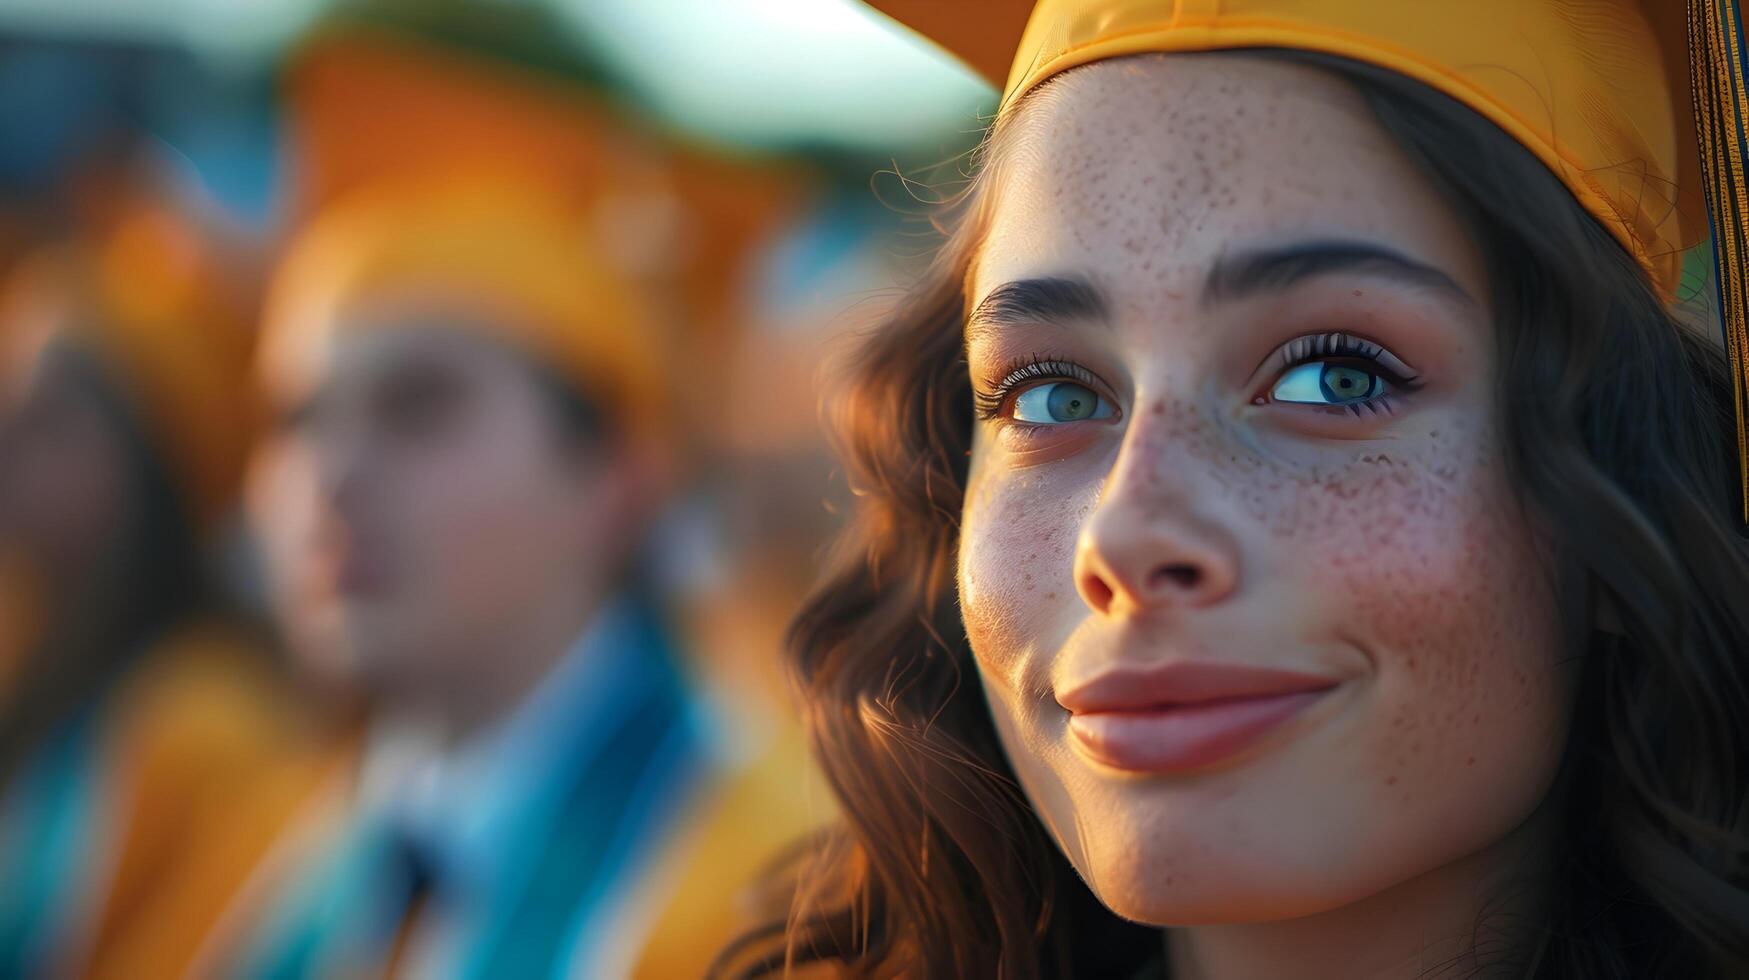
958, 55, 1573, 925
249, 304, 633, 693
0, 337, 133, 583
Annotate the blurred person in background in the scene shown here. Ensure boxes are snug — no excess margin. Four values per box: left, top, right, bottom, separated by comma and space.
183, 23, 835, 977
0, 173, 310, 978
211, 175, 722, 978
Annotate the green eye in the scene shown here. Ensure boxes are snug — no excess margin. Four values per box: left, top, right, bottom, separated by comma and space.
1013, 381, 1113, 423
1272, 362, 1384, 405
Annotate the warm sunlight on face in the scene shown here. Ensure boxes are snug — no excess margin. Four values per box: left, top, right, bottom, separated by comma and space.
957, 54, 1575, 928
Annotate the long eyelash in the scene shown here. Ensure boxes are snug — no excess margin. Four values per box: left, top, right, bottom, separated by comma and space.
1331, 397, 1397, 419
972, 354, 1100, 420
1276, 331, 1423, 388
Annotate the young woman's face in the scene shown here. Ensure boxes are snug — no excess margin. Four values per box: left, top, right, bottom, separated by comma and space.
958, 55, 1575, 925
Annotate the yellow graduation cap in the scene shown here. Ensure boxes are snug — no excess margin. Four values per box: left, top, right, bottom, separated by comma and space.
260, 175, 677, 452
275, 27, 810, 453
864, 0, 1749, 516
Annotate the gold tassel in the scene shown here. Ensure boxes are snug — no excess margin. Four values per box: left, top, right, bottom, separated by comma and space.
1688, 0, 1749, 520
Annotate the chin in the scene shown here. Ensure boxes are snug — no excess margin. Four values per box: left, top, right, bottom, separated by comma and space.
1089, 875, 1331, 927
1067, 815, 1381, 928
1082, 857, 1369, 928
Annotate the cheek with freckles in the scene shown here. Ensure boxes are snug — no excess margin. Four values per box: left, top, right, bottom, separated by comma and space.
958, 440, 1101, 696
1301, 425, 1568, 800
1227, 409, 1569, 818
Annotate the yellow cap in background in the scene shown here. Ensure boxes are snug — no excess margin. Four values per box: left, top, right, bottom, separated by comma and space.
278, 27, 811, 458
260, 176, 675, 451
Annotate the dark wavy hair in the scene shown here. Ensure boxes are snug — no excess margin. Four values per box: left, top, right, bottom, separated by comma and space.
714, 51, 1749, 979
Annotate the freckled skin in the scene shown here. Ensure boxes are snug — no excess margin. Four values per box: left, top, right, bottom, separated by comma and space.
957, 54, 1574, 938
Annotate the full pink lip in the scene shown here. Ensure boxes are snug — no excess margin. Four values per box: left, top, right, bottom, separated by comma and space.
1058, 661, 1342, 774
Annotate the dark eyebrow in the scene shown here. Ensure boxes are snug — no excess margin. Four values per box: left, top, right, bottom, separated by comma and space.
1202, 240, 1475, 309
965, 276, 1110, 347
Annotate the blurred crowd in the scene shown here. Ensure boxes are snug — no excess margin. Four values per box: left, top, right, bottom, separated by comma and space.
0, 5, 969, 977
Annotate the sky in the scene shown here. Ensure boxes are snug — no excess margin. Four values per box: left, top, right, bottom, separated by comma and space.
0, 0, 997, 151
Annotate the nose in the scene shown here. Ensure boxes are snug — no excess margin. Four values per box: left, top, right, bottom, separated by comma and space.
279, 421, 370, 546
1073, 475, 1239, 618
303, 416, 371, 503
